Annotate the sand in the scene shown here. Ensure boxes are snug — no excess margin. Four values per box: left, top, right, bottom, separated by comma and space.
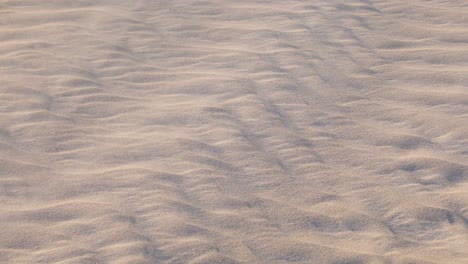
1, 0, 467, 263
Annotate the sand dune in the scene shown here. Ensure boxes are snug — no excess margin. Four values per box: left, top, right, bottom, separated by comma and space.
1, 0, 467, 263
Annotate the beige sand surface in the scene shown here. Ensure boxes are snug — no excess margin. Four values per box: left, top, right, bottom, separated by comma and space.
1, 0, 468, 263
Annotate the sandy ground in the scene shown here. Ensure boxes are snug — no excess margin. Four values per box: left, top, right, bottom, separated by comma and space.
1, 0, 468, 263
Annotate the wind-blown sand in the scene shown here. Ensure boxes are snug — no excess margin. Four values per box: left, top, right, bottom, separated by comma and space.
1, 0, 467, 263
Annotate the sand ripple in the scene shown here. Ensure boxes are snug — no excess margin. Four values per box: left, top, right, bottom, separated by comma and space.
1, 0, 467, 263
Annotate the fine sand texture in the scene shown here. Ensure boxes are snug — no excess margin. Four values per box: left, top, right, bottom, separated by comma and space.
1, 0, 468, 263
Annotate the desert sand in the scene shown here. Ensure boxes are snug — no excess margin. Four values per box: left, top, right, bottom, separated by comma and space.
1, 0, 467, 263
